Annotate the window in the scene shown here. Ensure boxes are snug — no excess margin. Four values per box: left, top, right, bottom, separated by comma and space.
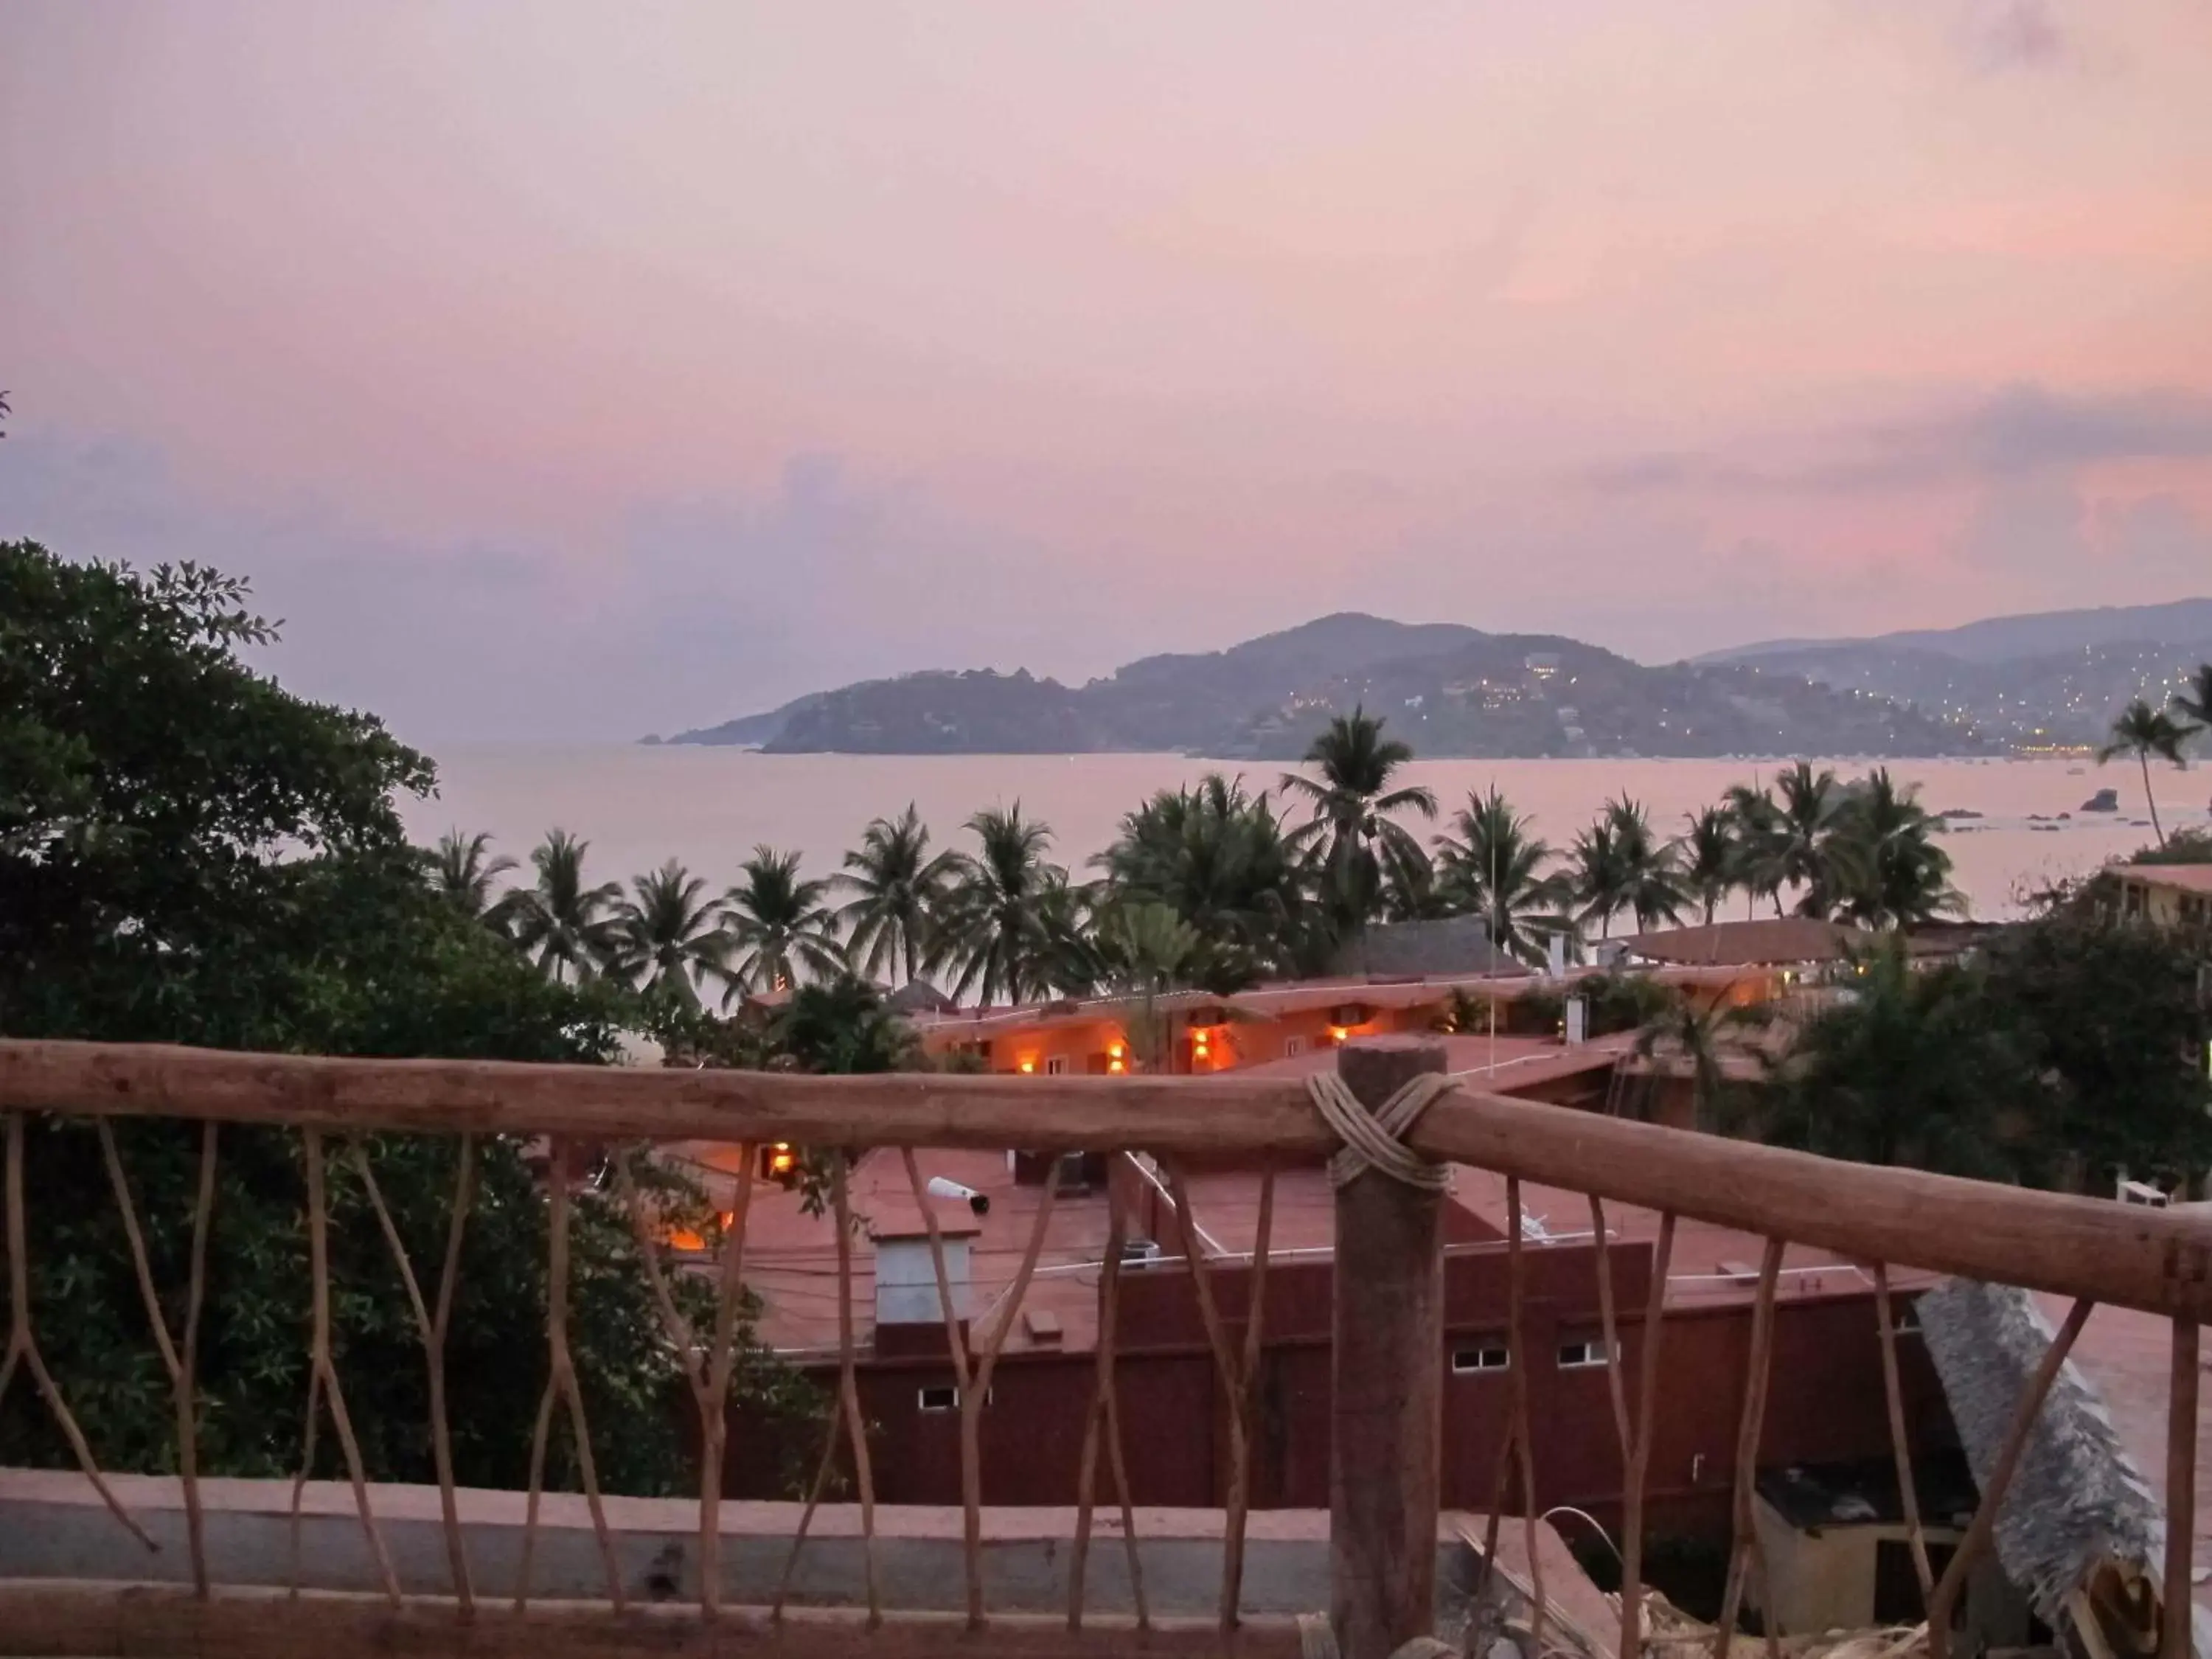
1557, 1339, 1613, 1369
1045, 1056, 1068, 1077
917, 1385, 991, 1412
1285, 1036, 1307, 1058
1453, 1344, 1509, 1374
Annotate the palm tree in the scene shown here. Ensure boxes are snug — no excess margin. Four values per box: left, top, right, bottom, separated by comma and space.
1632, 994, 1770, 1130
1433, 787, 1572, 966
1281, 708, 1437, 931
610, 860, 730, 1008
1570, 813, 1627, 942
722, 847, 845, 995
1377, 837, 1446, 921
1827, 770, 1963, 929
427, 828, 518, 928
1576, 796, 1686, 939
837, 805, 956, 987
2099, 699, 2192, 848
1680, 806, 1737, 927
1772, 762, 1843, 916
506, 829, 622, 981
1722, 785, 1788, 919
1096, 774, 1311, 986
1091, 900, 1203, 1072
2172, 663, 2212, 745
933, 804, 1065, 1006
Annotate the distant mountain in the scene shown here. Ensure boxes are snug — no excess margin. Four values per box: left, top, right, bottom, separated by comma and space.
661, 691, 831, 748
1715, 597, 2212, 665
662, 613, 1983, 759
1701, 598, 2212, 747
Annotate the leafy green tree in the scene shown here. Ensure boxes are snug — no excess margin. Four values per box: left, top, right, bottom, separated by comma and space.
506, 830, 622, 982
1681, 806, 1738, 927
608, 859, 730, 1009
722, 846, 846, 994
0, 540, 793, 1495
836, 805, 956, 987
1825, 770, 1961, 928
1281, 708, 1436, 933
2099, 698, 2192, 849
1433, 787, 1572, 965
1980, 897, 2212, 1189
933, 805, 1065, 1006
426, 828, 520, 931
1747, 942, 2047, 1178
772, 974, 922, 1074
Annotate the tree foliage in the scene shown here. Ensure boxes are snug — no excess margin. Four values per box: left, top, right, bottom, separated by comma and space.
0, 540, 799, 1494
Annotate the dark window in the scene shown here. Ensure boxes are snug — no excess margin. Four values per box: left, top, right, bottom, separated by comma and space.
918, 1385, 959, 1413
1453, 1344, 1509, 1374
1558, 1338, 1612, 1369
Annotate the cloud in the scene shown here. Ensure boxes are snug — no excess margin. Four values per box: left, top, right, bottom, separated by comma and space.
0, 431, 1063, 747
1581, 383, 2212, 498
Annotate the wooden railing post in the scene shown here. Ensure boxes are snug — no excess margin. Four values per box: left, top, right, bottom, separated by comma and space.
1330, 1038, 1447, 1659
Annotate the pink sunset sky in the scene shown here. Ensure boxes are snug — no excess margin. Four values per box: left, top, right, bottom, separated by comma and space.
4, 1, 2211, 743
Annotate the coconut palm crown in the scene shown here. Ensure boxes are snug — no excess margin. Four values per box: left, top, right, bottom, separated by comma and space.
722, 846, 845, 995
506, 829, 622, 981
837, 804, 957, 987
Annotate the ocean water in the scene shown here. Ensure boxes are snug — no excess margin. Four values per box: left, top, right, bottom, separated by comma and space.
403, 748, 2212, 923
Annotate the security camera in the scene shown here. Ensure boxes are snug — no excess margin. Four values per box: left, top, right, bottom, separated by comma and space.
926, 1175, 990, 1216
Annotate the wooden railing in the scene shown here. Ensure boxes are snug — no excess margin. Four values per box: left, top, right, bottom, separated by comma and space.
0, 1035, 2206, 1659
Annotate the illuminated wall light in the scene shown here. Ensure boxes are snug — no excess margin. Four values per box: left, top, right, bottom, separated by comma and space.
1329, 1026, 1350, 1043
1018, 1057, 1037, 1074
1107, 1057, 1126, 1074
1107, 1040, 1125, 1060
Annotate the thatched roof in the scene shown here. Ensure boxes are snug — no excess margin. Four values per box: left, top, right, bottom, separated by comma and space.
1917, 1280, 2170, 1632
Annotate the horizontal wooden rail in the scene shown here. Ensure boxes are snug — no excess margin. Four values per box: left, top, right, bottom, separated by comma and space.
6, 1039, 2212, 1321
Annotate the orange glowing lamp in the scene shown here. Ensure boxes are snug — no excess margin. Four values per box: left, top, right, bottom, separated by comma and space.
1018, 1056, 1037, 1074
765, 1142, 798, 1181
1107, 1057, 1126, 1074
1329, 1025, 1350, 1043
1107, 1040, 1126, 1060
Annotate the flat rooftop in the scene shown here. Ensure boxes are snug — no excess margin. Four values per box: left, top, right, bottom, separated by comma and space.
677, 1136, 1927, 1357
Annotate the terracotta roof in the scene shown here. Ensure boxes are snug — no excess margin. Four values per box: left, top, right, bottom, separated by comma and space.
1619, 917, 1874, 965
674, 1134, 1919, 1358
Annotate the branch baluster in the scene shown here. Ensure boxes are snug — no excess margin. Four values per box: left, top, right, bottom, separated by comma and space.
94, 1118, 216, 1590
352, 1134, 476, 1613
0, 1114, 156, 1553
1070, 1172, 1148, 1632
513, 1136, 625, 1613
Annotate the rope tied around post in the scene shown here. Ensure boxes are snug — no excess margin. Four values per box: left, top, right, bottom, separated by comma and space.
1307, 1071, 1457, 1191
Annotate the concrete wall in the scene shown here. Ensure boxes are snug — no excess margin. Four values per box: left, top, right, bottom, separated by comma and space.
0, 1470, 1465, 1620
